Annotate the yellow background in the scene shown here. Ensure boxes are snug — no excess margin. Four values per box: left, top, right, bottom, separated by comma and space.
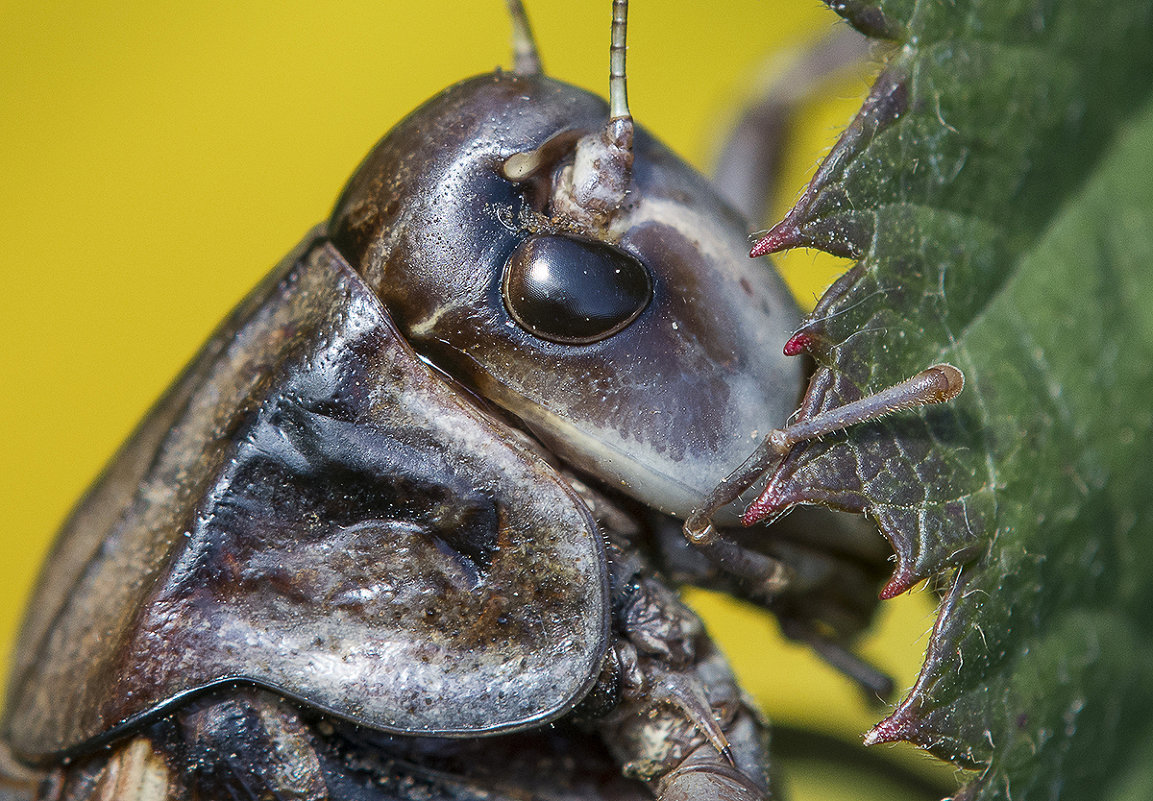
0, 2, 955, 798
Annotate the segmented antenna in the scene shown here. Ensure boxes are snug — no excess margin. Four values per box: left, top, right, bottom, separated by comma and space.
608, 0, 630, 123
604, 0, 635, 165
506, 0, 542, 75
509, 0, 635, 229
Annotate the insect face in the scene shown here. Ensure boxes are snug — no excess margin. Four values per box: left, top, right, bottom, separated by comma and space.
329, 72, 803, 520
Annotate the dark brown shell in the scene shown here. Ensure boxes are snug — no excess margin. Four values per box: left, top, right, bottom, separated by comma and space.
2, 236, 609, 760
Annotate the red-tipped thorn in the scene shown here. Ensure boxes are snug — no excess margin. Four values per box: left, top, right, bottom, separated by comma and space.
863, 707, 919, 746
742, 487, 785, 526
750, 222, 802, 257
879, 563, 918, 599
783, 332, 813, 356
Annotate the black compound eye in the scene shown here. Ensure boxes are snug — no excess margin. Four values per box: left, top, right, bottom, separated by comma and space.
502, 235, 652, 345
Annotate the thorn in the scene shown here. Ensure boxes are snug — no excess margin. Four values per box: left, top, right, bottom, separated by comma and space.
864, 707, 919, 746
859, 70, 910, 131
783, 331, 813, 356
741, 485, 788, 526
751, 70, 908, 260
880, 563, 918, 599
754, 215, 869, 259
750, 222, 802, 257
823, 1, 906, 40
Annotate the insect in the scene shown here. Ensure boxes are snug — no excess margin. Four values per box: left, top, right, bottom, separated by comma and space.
0, 4, 962, 800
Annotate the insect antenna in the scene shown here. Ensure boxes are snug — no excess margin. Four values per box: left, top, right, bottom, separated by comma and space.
500, 1, 635, 232
607, 0, 633, 145
506, 0, 542, 76
535, 0, 634, 230
587, 0, 635, 214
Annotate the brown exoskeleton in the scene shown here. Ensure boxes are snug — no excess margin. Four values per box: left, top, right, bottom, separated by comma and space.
0, 4, 960, 801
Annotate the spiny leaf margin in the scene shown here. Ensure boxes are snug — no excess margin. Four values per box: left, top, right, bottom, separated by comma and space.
751, 0, 1153, 797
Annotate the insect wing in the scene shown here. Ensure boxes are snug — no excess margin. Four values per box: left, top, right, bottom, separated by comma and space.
3, 236, 610, 759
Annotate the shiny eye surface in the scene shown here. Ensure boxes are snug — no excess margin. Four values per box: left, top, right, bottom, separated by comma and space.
502, 234, 652, 345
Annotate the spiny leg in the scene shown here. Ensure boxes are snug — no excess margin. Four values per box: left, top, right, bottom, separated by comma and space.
598, 562, 774, 801
685, 364, 963, 551
682, 366, 963, 692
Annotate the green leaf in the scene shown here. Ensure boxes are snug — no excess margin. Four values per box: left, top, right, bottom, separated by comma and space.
747, 0, 1153, 796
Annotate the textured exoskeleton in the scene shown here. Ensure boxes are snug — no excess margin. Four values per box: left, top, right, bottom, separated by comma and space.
0, 20, 892, 801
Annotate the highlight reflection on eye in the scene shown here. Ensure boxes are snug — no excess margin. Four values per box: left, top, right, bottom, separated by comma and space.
501, 235, 652, 345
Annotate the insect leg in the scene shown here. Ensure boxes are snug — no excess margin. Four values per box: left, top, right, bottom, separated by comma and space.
596, 551, 773, 801
32, 688, 332, 801
649, 509, 895, 699
710, 27, 873, 225
598, 639, 772, 801
683, 365, 963, 562
678, 367, 962, 694
173, 689, 328, 801
656, 734, 771, 801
